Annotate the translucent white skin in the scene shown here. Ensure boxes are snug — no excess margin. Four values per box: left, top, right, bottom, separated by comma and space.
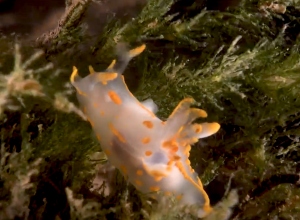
70, 45, 220, 217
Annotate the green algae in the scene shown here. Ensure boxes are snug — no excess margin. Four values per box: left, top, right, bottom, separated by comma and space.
1, 0, 300, 219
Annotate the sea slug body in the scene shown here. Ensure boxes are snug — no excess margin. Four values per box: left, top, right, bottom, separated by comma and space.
70, 44, 220, 217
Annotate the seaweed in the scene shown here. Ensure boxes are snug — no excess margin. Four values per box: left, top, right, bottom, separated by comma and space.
1, 0, 300, 219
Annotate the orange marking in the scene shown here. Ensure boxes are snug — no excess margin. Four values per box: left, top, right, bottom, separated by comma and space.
162, 140, 179, 153
184, 145, 191, 155
175, 161, 211, 209
104, 149, 111, 156
135, 179, 143, 186
142, 120, 153, 129
172, 155, 181, 161
172, 146, 178, 153
168, 98, 194, 119
109, 123, 126, 143
136, 170, 143, 176
93, 102, 99, 108
166, 159, 174, 172
142, 137, 151, 144
166, 165, 172, 172
163, 140, 177, 148
82, 107, 87, 114
197, 177, 204, 188
70, 66, 79, 83
129, 44, 146, 57
190, 137, 199, 144
77, 89, 87, 97
107, 59, 116, 70
161, 121, 166, 125
145, 151, 152, 156
96, 72, 118, 85
108, 90, 122, 105
194, 124, 202, 133
167, 160, 174, 166
180, 131, 187, 138
176, 195, 183, 201
87, 117, 95, 127
204, 205, 213, 215
142, 162, 168, 181
150, 186, 160, 192
164, 191, 172, 196
120, 165, 127, 174
88, 65, 95, 74
96, 134, 101, 141
149, 170, 167, 181
100, 111, 105, 116
190, 108, 208, 118
186, 159, 191, 165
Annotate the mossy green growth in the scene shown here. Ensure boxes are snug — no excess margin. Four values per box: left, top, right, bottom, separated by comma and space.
1, 0, 300, 219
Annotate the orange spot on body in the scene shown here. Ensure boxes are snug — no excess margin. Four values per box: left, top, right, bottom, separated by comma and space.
172, 146, 179, 153
82, 107, 87, 114
164, 191, 172, 196
172, 155, 181, 161
150, 186, 160, 192
162, 140, 179, 153
96, 134, 101, 141
167, 160, 174, 167
136, 170, 143, 176
176, 195, 183, 201
100, 111, 105, 116
142, 163, 168, 181
142, 137, 151, 144
194, 124, 202, 133
163, 140, 176, 148
142, 120, 153, 129
149, 170, 167, 181
104, 149, 111, 156
109, 123, 126, 143
135, 179, 143, 186
166, 158, 175, 171
108, 90, 122, 105
145, 151, 152, 156
120, 165, 127, 174
166, 165, 173, 172
93, 102, 99, 108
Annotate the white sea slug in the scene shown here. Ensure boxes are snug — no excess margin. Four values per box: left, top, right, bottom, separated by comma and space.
70, 44, 220, 217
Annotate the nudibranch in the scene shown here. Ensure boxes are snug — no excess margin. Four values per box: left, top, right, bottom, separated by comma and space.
70, 44, 220, 217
